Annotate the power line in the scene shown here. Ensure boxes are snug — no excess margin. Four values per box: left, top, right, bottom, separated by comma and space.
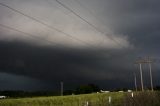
73, 0, 96, 19
0, 23, 59, 46
0, 2, 126, 50
0, 23, 107, 61
0, 2, 93, 47
55, 0, 125, 48
0, 2, 120, 58
0, 23, 112, 58
72, 0, 105, 46
55, 0, 102, 34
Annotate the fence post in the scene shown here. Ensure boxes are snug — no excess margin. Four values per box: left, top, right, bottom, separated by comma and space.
109, 96, 112, 106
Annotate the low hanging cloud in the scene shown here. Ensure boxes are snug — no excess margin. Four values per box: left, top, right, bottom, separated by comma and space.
0, 40, 135, 90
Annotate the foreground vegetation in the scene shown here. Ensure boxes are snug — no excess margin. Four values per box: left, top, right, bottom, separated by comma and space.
0, 91, 160, 106
0, 92, 124, 106
124, 91, 160, 106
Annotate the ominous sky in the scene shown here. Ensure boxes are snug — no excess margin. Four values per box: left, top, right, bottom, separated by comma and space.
0, 0, 160, 91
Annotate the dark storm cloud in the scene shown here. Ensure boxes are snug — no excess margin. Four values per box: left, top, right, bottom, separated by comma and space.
0, 41, 112, 80
93, 0, 160, 50
0, 40, 135, 90
81, 0, 160, 48
0, 72, 52, 91
84, 0, 160, 58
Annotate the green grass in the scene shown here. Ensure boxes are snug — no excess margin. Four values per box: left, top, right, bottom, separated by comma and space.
1, 91, 160, 106
0, 92, 124, 106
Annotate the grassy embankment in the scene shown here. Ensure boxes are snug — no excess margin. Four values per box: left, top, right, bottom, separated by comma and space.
0, 92, 124, 106
1, 91, 160, 106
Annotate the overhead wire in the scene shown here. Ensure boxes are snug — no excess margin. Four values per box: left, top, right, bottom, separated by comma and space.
0, 2, 93, 47
71, 0, 105, 46
0, 23, 98, 58
0, 2, 122, 57
0, 23, 112, 58
0, 23, 59, 46
0, 2, 124, 49
55, 0, 126, 48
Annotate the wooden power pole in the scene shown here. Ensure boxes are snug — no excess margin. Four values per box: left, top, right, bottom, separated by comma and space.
135, 56, 154, 91
135, 58, 144, 91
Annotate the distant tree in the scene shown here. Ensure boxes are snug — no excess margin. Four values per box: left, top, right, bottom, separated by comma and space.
154, 86, 160, 90
0, 90, 59, 98
63, 90, 74, 95
111, 88, 128, 92
75, 84, 100, 94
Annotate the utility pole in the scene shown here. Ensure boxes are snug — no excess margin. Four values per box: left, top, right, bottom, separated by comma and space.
139, 63, 144, 91
147, 57, 154, 91
134, 73, 138, 91
149, 62, 153, 91
135, 58, 144, 91
135, 56, 154, 91
60, 81, 63, 96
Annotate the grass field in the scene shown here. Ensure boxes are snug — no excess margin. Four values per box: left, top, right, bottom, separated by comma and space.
0, 92, 124, 106
0, 91, 160, 106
